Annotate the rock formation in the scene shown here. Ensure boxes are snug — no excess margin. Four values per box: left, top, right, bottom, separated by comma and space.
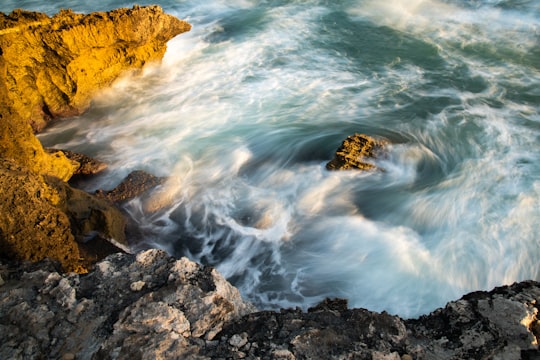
0, 5, 191, 132
326, 133, 386, 171
0, 6, 191, 271
0, 250, 538, 359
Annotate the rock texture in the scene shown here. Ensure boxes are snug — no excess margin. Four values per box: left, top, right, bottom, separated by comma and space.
0, 6, 191, 132
326, 133, 386, 171
0, 6, 190, 271
0, 250, 538, 359
0, 249, 255, 359
0, 158, 127, 272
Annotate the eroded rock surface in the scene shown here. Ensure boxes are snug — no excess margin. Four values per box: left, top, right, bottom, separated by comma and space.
0, 6, 190, 271
326, 133, 386, 171
0, 249, 255, 360
0, 251, 538, 359
0, 6, 191, 132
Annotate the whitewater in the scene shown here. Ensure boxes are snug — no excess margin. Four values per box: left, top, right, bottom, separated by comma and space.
3, 0, 539, 318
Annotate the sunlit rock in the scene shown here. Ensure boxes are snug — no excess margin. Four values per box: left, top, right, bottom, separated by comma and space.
326, 133, 387, 171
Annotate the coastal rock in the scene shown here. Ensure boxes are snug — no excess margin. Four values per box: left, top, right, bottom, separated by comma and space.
95, 170, 166, 203
0, 159, 127, 271
51, 149, 108, 178
0, 159, 82, 272
326, 133, 386, 171
0, 249, 255, 360
0, 5, 191, 132
0, 251, 538, 359
0, 6, 190, 271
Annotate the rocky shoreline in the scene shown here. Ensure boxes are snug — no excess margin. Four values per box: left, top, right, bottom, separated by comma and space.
1, 6, 539, 359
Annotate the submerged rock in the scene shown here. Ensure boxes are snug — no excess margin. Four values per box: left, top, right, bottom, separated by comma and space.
0, 250, 538, 359
326, 133, 386, 171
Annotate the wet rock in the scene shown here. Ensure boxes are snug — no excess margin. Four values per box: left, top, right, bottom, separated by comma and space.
95, 170, 165, 204
326, 133, 386, 171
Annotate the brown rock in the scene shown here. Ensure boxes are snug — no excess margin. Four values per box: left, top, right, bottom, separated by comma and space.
326, 133, 386, 171
48, 148, 108, 177
0, 159, 83, 272
96, 170, 165, 203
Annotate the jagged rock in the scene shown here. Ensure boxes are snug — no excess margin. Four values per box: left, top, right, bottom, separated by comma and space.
0, 6, 191, 132
0, 249, 255, 359
0, 159, 127, 271
0, 6, 190, 271
207, 283, 540, 359
95, 170, 166, 203
0, 251, 538, 359
49, 148, 108, 177
326, 133, 386, 171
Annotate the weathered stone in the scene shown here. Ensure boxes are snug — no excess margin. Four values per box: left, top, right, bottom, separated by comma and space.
0, 6, 191, 132
326, 133, 386, 171
0, 251, 539, 359
95, 170, 165, 203
0, 6, 190, 271
0, 249, 254, 359
49, 148, 108, 177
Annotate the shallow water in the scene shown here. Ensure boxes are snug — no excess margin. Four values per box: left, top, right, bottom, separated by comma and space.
4, 0, 539, 317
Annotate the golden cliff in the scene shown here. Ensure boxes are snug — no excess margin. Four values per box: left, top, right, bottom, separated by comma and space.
0, 6, 191, 272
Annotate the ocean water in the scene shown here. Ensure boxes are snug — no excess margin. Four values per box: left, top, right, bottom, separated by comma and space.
4, 0, 539, 318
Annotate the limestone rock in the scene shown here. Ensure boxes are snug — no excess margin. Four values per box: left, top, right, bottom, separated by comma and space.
0, 249, 255, 359
326, 133, 386, 171
0, 250, 538, 359
0, 6, 191, 132
50, 148, 108, 178
0, 159, 82, 272
0, 159, 128, 272
0, 6, 190, 271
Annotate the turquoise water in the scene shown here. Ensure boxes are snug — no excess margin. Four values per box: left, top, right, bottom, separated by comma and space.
5, 0, 539, 317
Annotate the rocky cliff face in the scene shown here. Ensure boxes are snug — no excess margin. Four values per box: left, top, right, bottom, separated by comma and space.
0, 6, 191, 132
1, 250, 538, 359
0, 6, 191, 271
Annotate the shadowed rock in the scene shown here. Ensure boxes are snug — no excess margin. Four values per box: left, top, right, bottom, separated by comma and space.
96, 170, 166, 203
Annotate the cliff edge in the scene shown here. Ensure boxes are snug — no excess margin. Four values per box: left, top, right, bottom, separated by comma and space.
0, 6, 191, 271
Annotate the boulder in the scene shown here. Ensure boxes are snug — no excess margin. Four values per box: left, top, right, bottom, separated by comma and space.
326, 133, 386, 171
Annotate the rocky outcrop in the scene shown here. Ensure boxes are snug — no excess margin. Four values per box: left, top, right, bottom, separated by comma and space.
0, 158, 127, 272
0, 250, 538, 359
326, 133, 386, 171
0, 6, 191, 271
0, 6, 191, 132
0, 249, 255, 359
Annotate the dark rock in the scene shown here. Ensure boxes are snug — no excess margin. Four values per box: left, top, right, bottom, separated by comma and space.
326, 133, 386, 171
95, 170, 165, 204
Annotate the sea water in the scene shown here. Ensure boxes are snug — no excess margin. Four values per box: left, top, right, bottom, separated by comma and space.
3, 0, 539, 318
